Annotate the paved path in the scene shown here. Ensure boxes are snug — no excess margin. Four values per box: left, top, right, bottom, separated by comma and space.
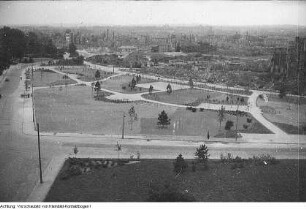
45, 64, 293, 138
3, 62, 305, 202
248, 90, 288, 136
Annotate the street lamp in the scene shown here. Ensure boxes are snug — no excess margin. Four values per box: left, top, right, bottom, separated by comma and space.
122, 113, 126, 139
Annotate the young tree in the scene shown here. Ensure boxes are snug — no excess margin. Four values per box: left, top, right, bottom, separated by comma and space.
131, 77, 137, 90
73, 145, 78, 157
195, 144, 209, 168
173, 154, 188, 174
128, 106, 138, 130
217, 106, 226, 130
149, 85, 154, 95
225, 120, 234, 130
157, 110, 171, 128
189, 77, 194, 89
207, 131, 210, 140
115, 141, 122, 160
95, 81, 101, 96
95, 70, 101, 80
166, 83, 172, 94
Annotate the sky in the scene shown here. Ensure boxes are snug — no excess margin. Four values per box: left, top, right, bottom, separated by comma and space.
0, 1, 306, 26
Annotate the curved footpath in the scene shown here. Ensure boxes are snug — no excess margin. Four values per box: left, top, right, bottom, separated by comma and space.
49, 64, 291, 138
2, 63, 305, 202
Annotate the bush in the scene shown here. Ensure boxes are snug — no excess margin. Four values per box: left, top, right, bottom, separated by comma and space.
147, 182, 196, 202
191, 161, 196, 172
225, 120, 234, 130
247, 118, 252, 123
231, 162, 244, 170
243, 124, 248, 129
173, 154, 188, 174
191, 108, 197, 112
250, 154, 278, 166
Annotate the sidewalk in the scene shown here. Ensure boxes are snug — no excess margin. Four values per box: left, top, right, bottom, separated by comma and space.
27, 155, 65, 202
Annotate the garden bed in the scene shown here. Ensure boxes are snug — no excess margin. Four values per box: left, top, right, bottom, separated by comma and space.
45, 158, 306, 202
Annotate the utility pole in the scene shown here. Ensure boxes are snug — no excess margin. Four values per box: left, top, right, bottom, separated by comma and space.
32, 83, 34, 122
37, 123, 43, 183
235, 104, 239, 141
122, 113, 126, 139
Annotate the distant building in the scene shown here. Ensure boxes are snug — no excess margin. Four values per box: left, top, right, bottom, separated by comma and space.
118, 46, 137, 53
270, 37, 306, 77
65, 30, 74, 46
151, 44, 172, 53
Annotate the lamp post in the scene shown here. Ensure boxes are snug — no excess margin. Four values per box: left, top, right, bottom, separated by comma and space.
122, 113, 126, 139
235, 104, 239, 141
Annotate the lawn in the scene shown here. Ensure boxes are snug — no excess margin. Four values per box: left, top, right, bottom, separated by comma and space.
34, 86, 178, 135
141, 108, 271, 137
100, 75, 156, 94
34, 86, 268, 137
45, 158, 306, 202
32, 68, 77, 87
142, 88, 248, 106
58, 66, 114, 82
257, 97, 306, 135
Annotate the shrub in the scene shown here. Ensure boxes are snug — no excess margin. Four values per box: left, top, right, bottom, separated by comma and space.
251, 154, 278, 166
247, 118, 252, 123
243, 124, 248, 129
147, 182, 196, 202
122, 86, 126, 90
231, 162, 244, 170
191, 161, 197, 172
173, 154, 188, 174
199, 108, 204, 112
225, 120, 234, 130
191, 108, 197, 112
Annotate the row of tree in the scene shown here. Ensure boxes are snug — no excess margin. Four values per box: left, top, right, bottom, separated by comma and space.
0, 26, 61, 75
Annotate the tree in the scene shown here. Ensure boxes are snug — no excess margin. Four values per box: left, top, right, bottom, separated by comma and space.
73, 145, 78, 157
195, 144, 209, 168
95, 81, 101, 96
128, 106, 138, 130
131, 77, 137, 90
166, 83, 172, 94
217, 106, 226, 130
149, 85, 154, 94
157, 110, 171, 128
173, 154, 188, 174
207, 131, 210, 140
95, 70, 100, 80
189, 77, 194, 89
225, 120, 234, 130
115, 141, 122, 160
68, 43, 77, 56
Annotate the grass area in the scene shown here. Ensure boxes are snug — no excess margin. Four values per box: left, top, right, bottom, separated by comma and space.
58, 66, 114, 82
142, 88, 248, 106
32, 69, 77, 87
34, 86, 177, 135
257, 97, 306, 134
141, 108, 271, 137
34, 86, 268, 136
100, 75, 155, 94
267, 94, 306, 105
272, 122, 306, 135
45, 158, 306, 202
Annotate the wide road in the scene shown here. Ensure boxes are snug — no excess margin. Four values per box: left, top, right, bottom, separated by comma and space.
0, 63, 305, 202
0, 64, 61, 201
